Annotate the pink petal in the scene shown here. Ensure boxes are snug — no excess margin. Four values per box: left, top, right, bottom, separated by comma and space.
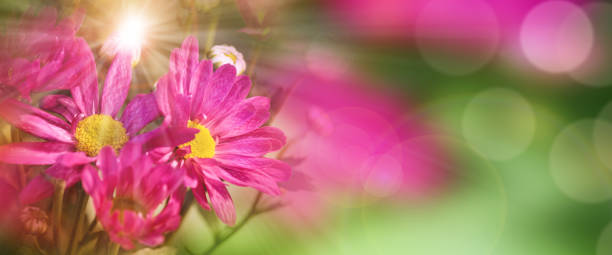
140, 126, 198, 151
168, 48, 185, 94
199, 64, 236, 119
7, 58, 40, 98
40, 95, 80, 123
119, 142, 142, 169
81, 164, 104, 202
214, 155, 291, 182
204, 177, 236, 226
0, 99, 73, 143
101, 53, 132, 117
46, 163, 82, 186
180, 36, 200, 94
97, 146, 119, 189
212, 96, 270, 138
69, 38, 99, 115
211, 165, 281, 195
56, 151, 94, 167
36, 38, 96, 93
216, 126, 286, 157
19, 175, 53, 205
212, 75, 252, 118
189, 60, 213, 118
0, 142, 72, 165
192, 179, 211, 210
120, 93, 160, 135
153, 74, 171, 117
170, 94, 190, 127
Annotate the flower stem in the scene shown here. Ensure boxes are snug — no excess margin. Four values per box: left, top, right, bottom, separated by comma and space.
67, 190, 88, 255
110, 242, 120, 255
32, 236, 47, 255
202, 192, 262, 255
246, 41, 263, 78
205, 11, 220, 53
51, 179, 66, 255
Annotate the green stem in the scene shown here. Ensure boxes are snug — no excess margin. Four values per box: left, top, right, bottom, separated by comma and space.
67, 191, 88, 255
109, 242, 120, 255
202, 192, 262, 255
32, 236, 47, 255
52, 179, 66, 255
205, 11, 220, 53
246, 42, 262, 78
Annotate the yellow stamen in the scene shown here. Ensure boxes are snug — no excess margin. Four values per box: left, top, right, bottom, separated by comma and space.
224, 52, 237, 64
180, 120, 216, 159
74, 114, 128, 157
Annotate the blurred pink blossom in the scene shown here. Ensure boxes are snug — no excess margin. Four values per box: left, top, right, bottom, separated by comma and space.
0, 8, 94, 99
81, 144, 184, 249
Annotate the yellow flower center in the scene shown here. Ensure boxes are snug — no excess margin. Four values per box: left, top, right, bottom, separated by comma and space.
180, 120, 216, 159
224, 52, 237, 64
74, 114, 128, 157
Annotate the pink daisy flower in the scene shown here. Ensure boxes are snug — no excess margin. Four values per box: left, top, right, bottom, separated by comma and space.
81, 143, 184, 249
153, 36, 290, 225
0, 8, 93, 99
0, 54, 195, 204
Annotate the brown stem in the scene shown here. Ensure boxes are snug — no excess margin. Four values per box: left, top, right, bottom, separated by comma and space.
67, 190, 88, 255
51, 179, 66, 255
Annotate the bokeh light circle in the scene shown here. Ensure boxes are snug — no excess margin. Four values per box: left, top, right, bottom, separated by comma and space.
415, 0, 500, 75
462, 88, 536, 161
594, 101, 612, 170
550, 120, 612, 203
361, 153, 404, 198
597, 221, 612, 255
520, 0, 594, 73
570, 2, 612, 87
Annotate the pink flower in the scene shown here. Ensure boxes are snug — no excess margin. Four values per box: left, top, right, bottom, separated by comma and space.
153, 36, 291, 225
0, 54, 194, 204
0, 8, 93, 99
81, 143, 184, 249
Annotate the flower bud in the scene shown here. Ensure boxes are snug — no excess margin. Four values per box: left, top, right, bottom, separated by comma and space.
19, 206, 49, 235
209, 45, 246, 75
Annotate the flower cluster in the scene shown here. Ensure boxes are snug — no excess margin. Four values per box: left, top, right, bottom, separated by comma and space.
0, 8, 289, 251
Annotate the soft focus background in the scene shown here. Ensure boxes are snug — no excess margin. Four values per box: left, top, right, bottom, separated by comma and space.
2, 0, 612, 254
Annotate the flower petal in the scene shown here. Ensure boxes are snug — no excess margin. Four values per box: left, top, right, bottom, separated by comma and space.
189, 60, 213, 118
214, 155, 291, 182
0, 99, 72, 143
216, 126, 286, 157
199, 64, 236, 119
36, 38, 96, 93
192, 180, 211, 210
212, 75, 252, 118
81, 164, 104, 202
40, 95, 80, 123
204, 177, 236, 226
0, 142, 72, 165
211, 164, 281, 195
140, 126, 198, 151
180, 36, 200, 94
97, 146, 119, 190
69, 39, 99, 115
120, 93, 160, 135
153, 74, 171, 117
56, 151, 94, 167
101, 54, 132, 117
211, 96, 270, 138
19, 175, 53, 205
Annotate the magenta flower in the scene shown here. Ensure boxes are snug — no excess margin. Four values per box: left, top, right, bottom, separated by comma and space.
0, 8, 93, 99
82, 143, 184, 249
153, 36, 290, 225
0, 54, 192, 205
